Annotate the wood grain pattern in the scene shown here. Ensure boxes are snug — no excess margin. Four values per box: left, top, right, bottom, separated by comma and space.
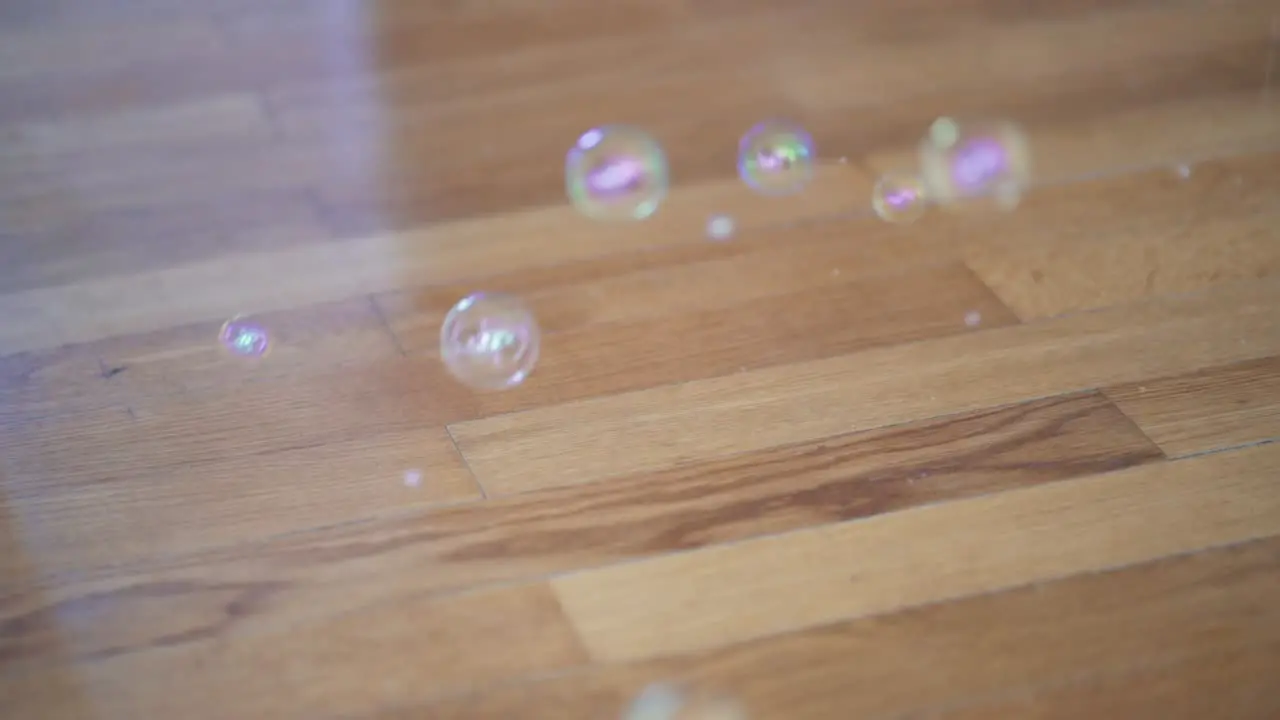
0, 583, 587, 719
406, 534, 1280, 720
551, 441, 1280, 662
0, 391, 1158, 663
1107, 356, 1280, 457
4, 1, 1280, 716
964, 154, 1280, 320
0, 162, 870, 356
450, 276, 1280, 494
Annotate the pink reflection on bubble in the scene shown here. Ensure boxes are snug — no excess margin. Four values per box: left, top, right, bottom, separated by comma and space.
219, 317, 270, 358
883, 185, 920, 210
586, 155, 647, 199
950, 137, 1008, 192
756, 148, 790, 171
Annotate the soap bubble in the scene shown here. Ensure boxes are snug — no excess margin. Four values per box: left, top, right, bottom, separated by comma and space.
440, 292, 540, 391
219, 316, 270, 358
738, 119, 816, 195
706, 214, 735, 240
566, 126, 668, 220
872, 172, 928, 224
624, 683, 746, 720
919, 117, 1030, 211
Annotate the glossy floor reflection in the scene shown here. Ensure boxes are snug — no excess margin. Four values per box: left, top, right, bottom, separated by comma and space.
2, 1, 1280, 718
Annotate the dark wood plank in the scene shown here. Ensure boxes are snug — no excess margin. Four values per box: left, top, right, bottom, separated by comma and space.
0, 391, 1160, 662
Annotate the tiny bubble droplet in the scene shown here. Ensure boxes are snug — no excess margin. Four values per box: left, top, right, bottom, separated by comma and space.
404, 470, 422, 487
738, 119, 816, 195
964, 311, 982, 327
706, 214, 735, 240
219, 316, 270, 358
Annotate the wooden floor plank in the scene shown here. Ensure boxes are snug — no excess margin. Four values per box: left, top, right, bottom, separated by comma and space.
3, 424, 480, 576
0, 294, 400, 433
1106, 356, 1280, 457
0, 226, 1011, 505
964, 154, 1280, 320
0, 189, 333, 295
0, 18, 224, 81
0, 583, 587, 720
404, 534, 1280, 720
935, 641, 1280, 720
449, 276, 1280, 494
0, 161, 869, 356
550, 441, 1280, 662
0, 391, 1159, 655
388, 262, 1018, 419
3, 2, 1280, 716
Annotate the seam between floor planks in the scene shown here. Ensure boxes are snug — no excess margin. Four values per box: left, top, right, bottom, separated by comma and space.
548, 441, 1280, 663
447, 274, 1280, 494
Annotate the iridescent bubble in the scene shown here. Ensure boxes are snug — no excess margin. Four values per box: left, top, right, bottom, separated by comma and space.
706, 214, 735, 240
624, 683, 746, 720
738, 119, 816, 195
219, 316, 270, 358
872, 172, 928, 224
566, 125, 668, 220
440, 292, 540, 391
919, 118, 1031, 211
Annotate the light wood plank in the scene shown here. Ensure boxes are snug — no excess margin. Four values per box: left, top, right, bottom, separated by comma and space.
386, 262, 1018, 418
0, 19, 223, 80
0, 584, 587, 719
0, 294, 396, 430
3, 229, 1010, 494
449, 276, 1280, 494
936, 642, 1280, 720
4, 425, 480, 576
964, 155, 1280, 320
1107, 356, 1280, 457
0, 94, 270, 158
0, 162, 869, 356
406, 534, 1280, 720
550, 441, 1280, 662
0, 391, 1159, 655
0, 189, 332, 294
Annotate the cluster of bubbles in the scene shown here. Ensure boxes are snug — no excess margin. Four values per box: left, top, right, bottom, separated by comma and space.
218, 117, 1030, 394
917, 117, 1031, 213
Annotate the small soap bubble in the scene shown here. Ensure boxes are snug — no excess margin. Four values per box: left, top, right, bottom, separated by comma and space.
706, 214, 735, 240
1175, 164, 1192, 179
404, 470, 422, 487
738, 119, 816, 195
219, 316, 270, 358
872, 172, 928, 224
566, 125, 668, 220
919, 118, 1030, 211
440, 292, 540, 391
964, 310, 982, 327
624, 683, 746, 720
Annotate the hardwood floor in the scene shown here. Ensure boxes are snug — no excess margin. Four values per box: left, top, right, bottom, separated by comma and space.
1, 1, 1278, 718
